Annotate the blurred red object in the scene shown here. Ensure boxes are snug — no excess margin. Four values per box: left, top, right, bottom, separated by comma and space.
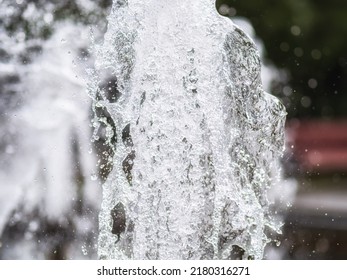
286, 119, 347, 172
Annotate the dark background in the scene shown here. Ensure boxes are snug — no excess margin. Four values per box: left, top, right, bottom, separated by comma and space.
217, 0, 347, 120
215, 0, 347, 259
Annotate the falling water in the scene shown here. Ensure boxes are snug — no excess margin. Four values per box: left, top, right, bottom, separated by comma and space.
91, 0, 287, 259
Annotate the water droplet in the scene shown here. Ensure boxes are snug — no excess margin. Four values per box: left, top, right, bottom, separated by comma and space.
44, 13, 53, 24
290, 25, 301, 36
308, 78, 318, 89
280, 42, 290, 52
301, 96, 311, 108
311, 49, 322, 60
91, 173, 98, 181
81, 244, 88, 256
294, 47, 304, 57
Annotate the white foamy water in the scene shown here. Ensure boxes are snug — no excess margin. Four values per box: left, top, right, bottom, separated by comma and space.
0, 21, 100, 259
91, 0, 288, 260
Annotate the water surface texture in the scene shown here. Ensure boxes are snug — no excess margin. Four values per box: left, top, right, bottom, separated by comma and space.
91, 0, 287, 259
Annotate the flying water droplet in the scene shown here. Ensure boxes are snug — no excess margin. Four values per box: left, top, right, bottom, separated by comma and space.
81, 244, 88, 256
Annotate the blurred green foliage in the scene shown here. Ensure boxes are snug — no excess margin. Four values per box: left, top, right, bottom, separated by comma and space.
217, 0, 347, 119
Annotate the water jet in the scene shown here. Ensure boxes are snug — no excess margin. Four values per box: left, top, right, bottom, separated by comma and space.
91, 0, 287, 259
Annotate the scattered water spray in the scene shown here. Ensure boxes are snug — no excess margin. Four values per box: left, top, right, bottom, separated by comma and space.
0, 20, 100, 259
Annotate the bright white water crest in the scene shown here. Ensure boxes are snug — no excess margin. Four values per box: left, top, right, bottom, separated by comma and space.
89, 0, 288, 260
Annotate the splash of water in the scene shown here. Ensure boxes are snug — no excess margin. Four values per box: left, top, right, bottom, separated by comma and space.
0, 21, 100, 259
92, 0, 287, 259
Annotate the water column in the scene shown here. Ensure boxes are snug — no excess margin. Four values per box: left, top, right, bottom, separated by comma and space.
92, 0, 287, 259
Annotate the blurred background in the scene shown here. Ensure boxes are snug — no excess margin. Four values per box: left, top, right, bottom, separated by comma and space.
0, 0, 346, 259
216, 0, 347, 259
